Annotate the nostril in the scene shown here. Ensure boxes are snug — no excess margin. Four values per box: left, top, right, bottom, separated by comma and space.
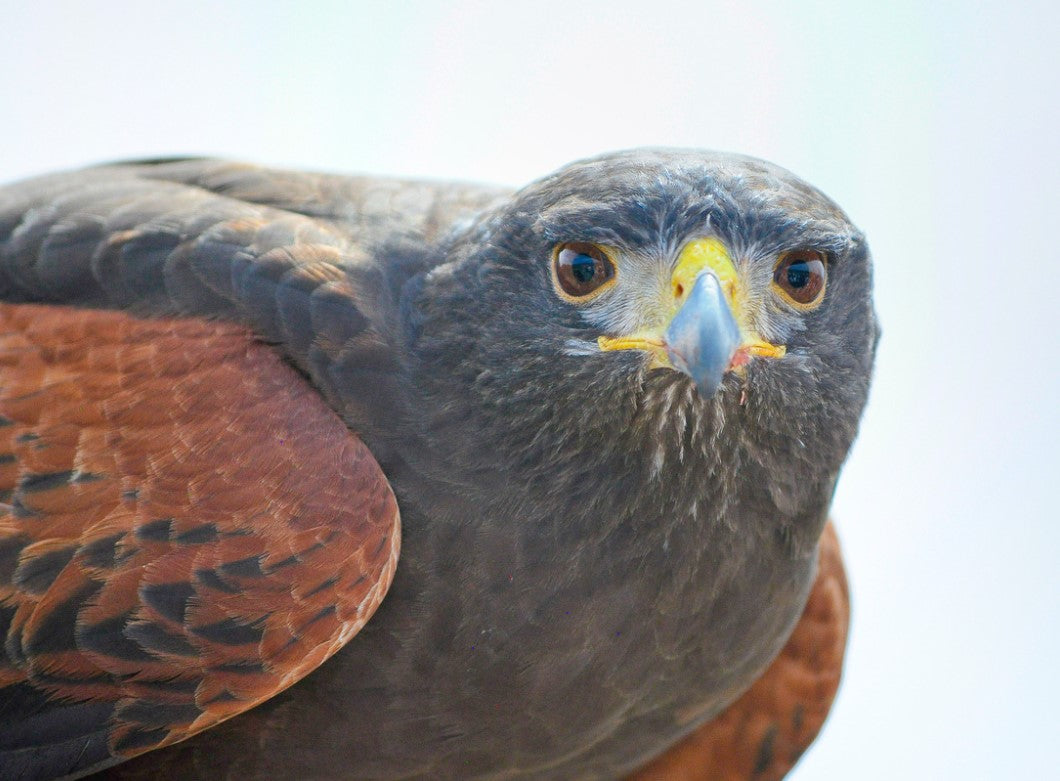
675, 283, 685, 299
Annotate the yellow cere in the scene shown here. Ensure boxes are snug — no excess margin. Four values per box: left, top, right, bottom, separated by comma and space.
671, 238, 740, 309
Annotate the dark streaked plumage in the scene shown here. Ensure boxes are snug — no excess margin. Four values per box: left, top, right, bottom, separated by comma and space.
629, 521, 850, 781
0, 150, 876, 780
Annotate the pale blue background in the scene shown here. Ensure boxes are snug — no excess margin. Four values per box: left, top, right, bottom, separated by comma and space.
2, 2, 1056, 778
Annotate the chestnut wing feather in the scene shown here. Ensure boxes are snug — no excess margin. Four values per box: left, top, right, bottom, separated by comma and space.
0, 303, 399, 780
628, 522, 849, 781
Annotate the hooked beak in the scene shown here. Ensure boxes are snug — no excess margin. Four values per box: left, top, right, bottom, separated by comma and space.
597, 238, 784, 398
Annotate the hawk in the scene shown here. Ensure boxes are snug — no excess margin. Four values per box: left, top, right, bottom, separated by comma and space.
0, 150, 875, 779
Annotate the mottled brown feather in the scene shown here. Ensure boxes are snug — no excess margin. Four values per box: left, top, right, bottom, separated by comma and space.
0, 302, 399, 767
628, 522, 848, 781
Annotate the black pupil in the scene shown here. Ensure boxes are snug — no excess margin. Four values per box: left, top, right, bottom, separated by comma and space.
571, 254, 597, 283
786, 262, 811, 288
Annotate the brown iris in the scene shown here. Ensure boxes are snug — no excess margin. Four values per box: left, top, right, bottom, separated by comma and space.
773, 249, 827, 308
552, 242, 616, 300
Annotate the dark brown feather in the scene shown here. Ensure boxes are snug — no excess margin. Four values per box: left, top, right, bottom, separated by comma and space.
627, 522, 849, 781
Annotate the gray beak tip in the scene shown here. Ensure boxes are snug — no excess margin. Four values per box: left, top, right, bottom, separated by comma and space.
664, 272, 741, 398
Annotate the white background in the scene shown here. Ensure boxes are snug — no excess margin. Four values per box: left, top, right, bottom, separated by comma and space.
2, 2, 1057, 778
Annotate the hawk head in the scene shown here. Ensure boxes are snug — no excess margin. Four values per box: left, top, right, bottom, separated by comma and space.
407, 148, 877, 528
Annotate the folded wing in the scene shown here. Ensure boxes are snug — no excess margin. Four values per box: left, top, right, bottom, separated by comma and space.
0, 303, 399, 780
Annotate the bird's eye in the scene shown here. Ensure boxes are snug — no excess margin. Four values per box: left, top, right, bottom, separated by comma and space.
773, 249, 827, 308
552, 242, 616, 300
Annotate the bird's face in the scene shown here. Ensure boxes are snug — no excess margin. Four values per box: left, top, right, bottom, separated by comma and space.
550, 235, 806, 399
412, 149, 877, 511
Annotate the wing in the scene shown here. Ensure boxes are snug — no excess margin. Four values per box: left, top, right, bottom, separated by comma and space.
0, 159, 506, 436
0, 163, 490, 778
0, 302, 399, 780
628, 521, 849, 781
